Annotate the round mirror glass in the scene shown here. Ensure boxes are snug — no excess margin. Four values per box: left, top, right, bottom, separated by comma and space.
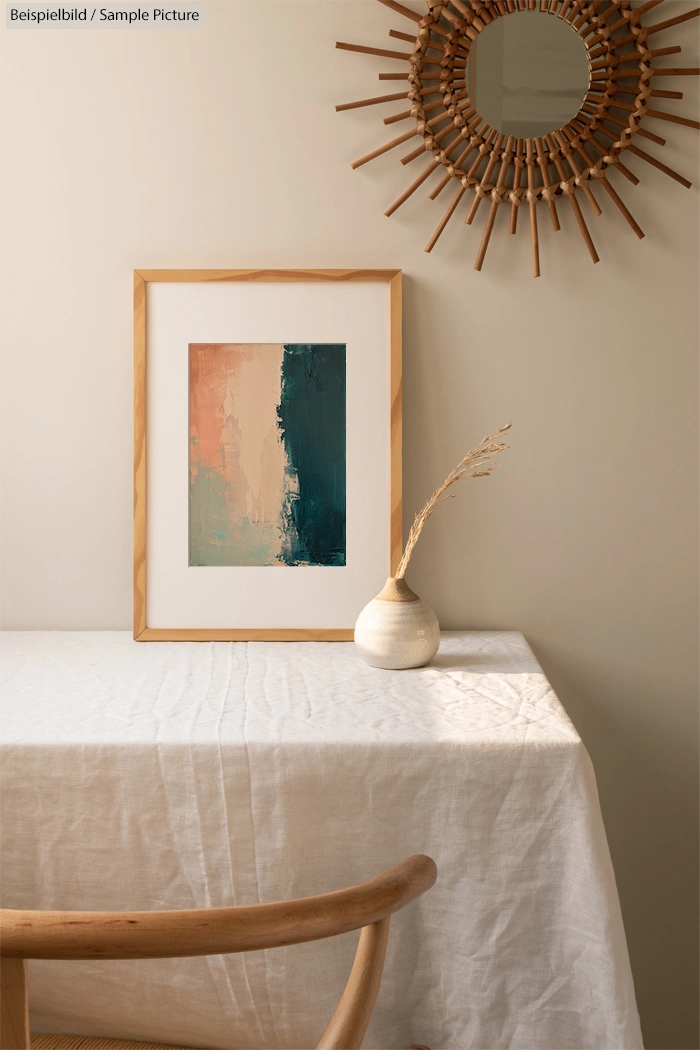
467, 11, 591, 140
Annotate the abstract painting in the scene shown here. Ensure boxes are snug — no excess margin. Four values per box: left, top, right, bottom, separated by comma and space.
189, 343, 346, 567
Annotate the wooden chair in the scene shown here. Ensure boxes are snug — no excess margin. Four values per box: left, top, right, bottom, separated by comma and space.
0, 854, 436, 1050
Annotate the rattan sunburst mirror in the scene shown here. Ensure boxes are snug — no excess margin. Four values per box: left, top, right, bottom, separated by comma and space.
336, 0, 699, 276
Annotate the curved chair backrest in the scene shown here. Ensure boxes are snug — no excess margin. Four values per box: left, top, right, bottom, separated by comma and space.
0, 854, 437, 1050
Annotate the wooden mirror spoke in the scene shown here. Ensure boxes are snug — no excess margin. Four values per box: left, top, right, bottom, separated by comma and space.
336, 0, 699, 276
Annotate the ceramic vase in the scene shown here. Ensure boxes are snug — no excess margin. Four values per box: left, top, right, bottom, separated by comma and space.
354, 577, 440, 670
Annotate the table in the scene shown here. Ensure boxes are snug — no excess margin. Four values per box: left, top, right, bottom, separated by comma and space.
0, 631, 642, 1050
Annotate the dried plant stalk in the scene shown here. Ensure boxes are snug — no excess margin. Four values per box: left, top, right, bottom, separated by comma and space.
395, 424, 512, 579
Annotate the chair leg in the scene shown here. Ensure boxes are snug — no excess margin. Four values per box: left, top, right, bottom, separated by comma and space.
1, 958, 29, 1050
316, 918, 391, 1050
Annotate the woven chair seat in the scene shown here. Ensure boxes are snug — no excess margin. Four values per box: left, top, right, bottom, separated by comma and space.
31, 1036, 192, 1050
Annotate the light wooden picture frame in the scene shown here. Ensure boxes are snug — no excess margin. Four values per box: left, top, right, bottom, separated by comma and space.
134, 269, 402, 641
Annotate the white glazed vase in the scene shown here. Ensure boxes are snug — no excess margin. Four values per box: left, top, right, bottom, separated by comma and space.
354, 577, 440, 670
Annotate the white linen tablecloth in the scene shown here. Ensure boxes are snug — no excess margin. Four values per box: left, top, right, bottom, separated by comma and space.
0, 631, 642, 1050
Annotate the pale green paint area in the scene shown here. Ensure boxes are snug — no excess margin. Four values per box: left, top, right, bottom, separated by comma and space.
189, 467, 282, 566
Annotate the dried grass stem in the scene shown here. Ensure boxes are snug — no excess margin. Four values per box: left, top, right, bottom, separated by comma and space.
395, 423, 512, 579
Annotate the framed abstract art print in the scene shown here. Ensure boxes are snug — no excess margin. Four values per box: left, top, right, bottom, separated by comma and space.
134, 269, 401, 640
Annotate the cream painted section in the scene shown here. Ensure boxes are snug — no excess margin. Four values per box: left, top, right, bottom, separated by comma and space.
227, 344, 286, 532
0, 2, 697, 1047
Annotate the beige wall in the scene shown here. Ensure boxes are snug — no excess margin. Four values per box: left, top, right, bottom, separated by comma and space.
1, 3, 698, 1046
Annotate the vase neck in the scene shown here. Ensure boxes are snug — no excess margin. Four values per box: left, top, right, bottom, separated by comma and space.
376, 577, 420, 603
